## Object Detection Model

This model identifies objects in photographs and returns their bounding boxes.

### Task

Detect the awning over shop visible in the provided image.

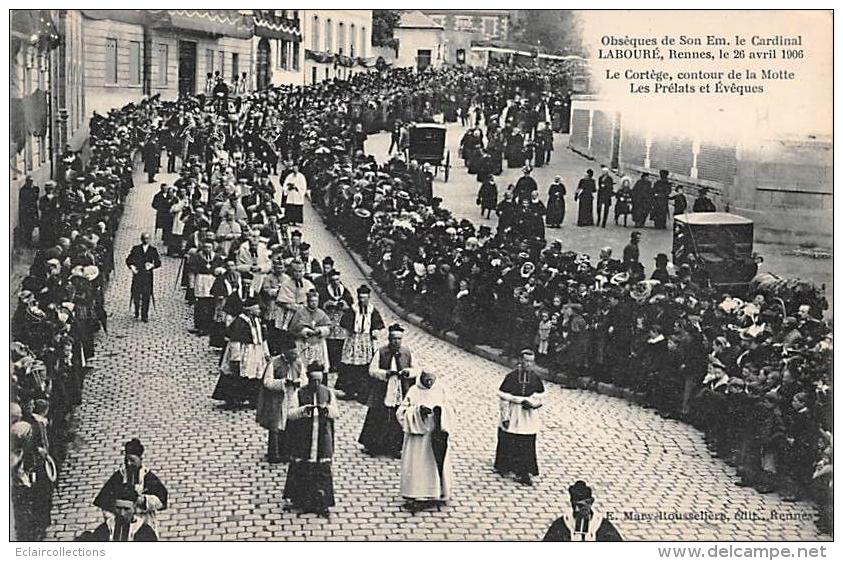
[154,10,253,39]
[470,39,587,62]
[79,10,158,26]
[253,16,301,42]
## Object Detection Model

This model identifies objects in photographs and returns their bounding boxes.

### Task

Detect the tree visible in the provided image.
[372,9,400,49]
[508,10,585,55]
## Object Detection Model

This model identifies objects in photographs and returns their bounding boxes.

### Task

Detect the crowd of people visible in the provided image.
[298,69,832,530]
[100,64,605,525]
[11,97,159,539]
[11,61,832,539]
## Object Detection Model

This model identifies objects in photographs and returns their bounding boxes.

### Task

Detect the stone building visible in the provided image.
[11,10,80,246]
[252,10,304,88]
[301,9,373,84]
[79,9,255,113]
[392,11,445,70]
[9,9,306,245]
[421,10,509,66]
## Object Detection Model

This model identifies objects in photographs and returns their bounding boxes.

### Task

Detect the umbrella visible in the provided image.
[430,406,448,485]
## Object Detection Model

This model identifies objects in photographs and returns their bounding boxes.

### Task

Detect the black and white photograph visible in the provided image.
[6,4,834,549]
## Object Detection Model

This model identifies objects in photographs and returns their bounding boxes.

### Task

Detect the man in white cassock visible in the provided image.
[397,370,454,511]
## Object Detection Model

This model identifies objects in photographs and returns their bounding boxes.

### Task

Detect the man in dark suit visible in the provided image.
[596,167,615,228]
[126,233,162,322]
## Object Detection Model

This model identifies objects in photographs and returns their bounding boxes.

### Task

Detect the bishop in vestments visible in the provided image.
[283,362,339,518]
[494,349,544,485]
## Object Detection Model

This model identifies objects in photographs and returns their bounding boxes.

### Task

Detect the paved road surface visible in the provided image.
[45,167,826,541]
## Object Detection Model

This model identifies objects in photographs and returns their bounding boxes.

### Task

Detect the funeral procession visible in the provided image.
[8,8,833,544]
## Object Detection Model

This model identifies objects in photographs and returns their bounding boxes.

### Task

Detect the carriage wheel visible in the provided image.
[444,150,450,182]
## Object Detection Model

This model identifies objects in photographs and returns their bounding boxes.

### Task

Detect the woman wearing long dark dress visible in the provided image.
[546,176,566,228]
[505,128,525,169]
[477,177,498,219]
[575,170,596,227]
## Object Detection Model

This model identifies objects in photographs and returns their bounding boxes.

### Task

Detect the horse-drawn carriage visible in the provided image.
[408,123,451,182]
[672,212,758,293]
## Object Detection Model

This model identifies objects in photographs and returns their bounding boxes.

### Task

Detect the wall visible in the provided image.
[83,14,254,111]
[424,10,508,66]
[393,28,445,69]
[253,36,304,88]
[154,30,252,96]
[81,17,146,116]
[63,10,87,142]
[11,34,53,246]
[732,139,832,247]
[569,96,833,247]
[301,9,373,84]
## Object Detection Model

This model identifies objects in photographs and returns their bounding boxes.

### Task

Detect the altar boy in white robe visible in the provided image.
[397,370,454,511]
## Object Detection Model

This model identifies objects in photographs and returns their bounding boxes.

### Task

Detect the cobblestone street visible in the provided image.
[44,168,826,542]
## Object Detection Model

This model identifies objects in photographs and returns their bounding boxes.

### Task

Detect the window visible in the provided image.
[417,49,432,70]
[279,39,289,69]
[129,41,141,85]
[311,16,319,50]
[232,53,239,81]
[292,41,300,70]
[206,48,214,74]
[158,44,169,85]
[455,16,474,32]
[361,27,367,58]
[484,18,496,37]
[37,53,46,90]
[105,38,118,84]
[325,19,333,52]
[350,24,356,57]
[219,50,225,76]
[338,22,345,55]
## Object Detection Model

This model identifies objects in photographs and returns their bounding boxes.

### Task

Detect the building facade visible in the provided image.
[569,96,832,247]
[301,9,373,84]
[10,10,81,246]
[251,10,304,88]
[80,9,256,114]
[393,11,445,70]
[10,9,307,245]
[421,10,509,66]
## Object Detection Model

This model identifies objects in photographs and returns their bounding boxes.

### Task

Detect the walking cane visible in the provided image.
[173,256,185,295]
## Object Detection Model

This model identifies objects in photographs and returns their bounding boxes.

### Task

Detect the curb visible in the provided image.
[314,205,648,406]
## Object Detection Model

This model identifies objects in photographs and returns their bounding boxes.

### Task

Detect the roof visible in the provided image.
[674,212,753,226]
[399,10,444,29]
